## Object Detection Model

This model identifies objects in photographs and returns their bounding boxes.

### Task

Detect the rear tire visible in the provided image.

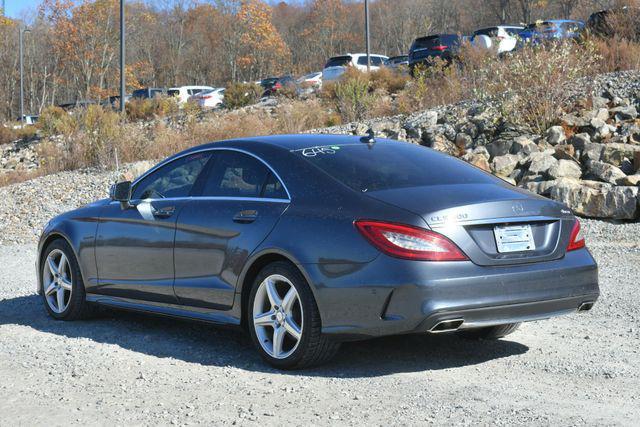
[247,261,340,369]
[40,239,94,320]
[459,323,521,340]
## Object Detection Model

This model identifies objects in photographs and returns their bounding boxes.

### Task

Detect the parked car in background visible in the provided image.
[57,100,97,111]
[587,7,640,40]
[189,88,225,109]
[518,20,585,45]
[322,53,389,82]
[101,94,131,110]
[472,25,524,54]
[16,115,39,126]
[131,88,167,100]
[261,76,296,97]
[296,72,323,89]
[386,55,409,69]
[168,86,215,105]
[408,34,463,73]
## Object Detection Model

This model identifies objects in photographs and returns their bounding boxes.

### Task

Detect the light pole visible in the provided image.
[364,0,370,72]
[19,26,31,128]
[119,0,125,113]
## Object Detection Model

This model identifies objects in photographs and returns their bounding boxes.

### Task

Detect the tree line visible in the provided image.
[0,0,625,121]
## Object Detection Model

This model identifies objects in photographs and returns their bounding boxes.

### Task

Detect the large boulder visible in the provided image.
[548,159,582,180]
[403,110,438,139]
[618,175,640,186]
[601,143,640,167]
[548,178,638,220]
[511,136,538,155]
[526,151,558,176]
[492,154,520,176]
[523,179,558,196]
[586,161,627,184]
[546,126,566,145]
[610,105,638,121]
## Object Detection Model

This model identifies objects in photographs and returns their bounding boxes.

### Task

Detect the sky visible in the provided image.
[2,0,299,19]
[3,0,42,19]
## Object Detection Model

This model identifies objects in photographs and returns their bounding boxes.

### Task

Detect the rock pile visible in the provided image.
[311,71,640,220]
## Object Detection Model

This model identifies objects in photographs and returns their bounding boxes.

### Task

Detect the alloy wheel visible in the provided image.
[252,274,303,359]
[42,249,73,314]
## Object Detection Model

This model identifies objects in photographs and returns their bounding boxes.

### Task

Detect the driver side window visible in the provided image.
[132,152,211,200]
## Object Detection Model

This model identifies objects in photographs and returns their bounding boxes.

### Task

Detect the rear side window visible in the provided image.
[201,151,286,198]
[325,56,352,67]
[132,152,211,199]
[293,142,497,193]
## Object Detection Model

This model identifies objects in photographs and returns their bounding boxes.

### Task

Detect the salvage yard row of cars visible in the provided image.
[14,6,636,124]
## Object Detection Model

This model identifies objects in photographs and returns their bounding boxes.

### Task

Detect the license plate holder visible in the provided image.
[494,224,535,253]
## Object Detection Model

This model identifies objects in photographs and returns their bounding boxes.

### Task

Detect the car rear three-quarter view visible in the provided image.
[36,135,599,369]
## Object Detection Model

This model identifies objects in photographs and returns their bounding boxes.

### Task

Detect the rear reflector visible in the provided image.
[567,219,585,251]
[355,220,468,261]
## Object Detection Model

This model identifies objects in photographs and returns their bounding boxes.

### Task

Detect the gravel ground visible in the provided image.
[0,219,638,426]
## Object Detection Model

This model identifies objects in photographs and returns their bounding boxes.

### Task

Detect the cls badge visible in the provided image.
[512,202,525,214]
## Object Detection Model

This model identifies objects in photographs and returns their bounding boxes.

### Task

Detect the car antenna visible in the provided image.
[360,128,375,145]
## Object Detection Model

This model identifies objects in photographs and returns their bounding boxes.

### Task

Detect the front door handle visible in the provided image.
[233,210,258,223]
[152,206,176,218]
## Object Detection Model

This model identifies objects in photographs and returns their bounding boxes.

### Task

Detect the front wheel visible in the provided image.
[247,261,340,369]
[40,239,94,320]
[459,323,521,340]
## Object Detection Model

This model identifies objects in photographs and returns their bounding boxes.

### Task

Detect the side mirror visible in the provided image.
[110,181,132,204]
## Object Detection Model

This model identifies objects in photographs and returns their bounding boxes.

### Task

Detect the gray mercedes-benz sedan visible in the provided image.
[37,135,599,369]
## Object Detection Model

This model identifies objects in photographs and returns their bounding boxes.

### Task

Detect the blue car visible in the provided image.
[518,19,585,44]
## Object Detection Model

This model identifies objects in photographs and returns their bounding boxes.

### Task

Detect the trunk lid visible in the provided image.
[366,183,576,266]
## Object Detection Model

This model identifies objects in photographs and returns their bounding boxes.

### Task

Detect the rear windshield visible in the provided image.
[325,56,352,67]
[168,89,179,97]
[292,142,497,192]
[505,27,524,36]
[411,35,460,50]
[356,56,385,66]
[474,27,499,37]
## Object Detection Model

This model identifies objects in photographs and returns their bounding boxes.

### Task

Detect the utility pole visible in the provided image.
[119,0,125,113]
[19,26,30,128]
[364,0,371,72]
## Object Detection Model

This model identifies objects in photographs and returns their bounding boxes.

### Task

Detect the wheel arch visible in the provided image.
[238,249,318,330]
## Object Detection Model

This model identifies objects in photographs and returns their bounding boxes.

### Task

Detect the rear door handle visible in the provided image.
[152,206,176,218]
[233,210,258,223]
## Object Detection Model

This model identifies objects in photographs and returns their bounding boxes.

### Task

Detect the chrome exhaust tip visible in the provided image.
[578,301,595,312]
[430,318,464,333]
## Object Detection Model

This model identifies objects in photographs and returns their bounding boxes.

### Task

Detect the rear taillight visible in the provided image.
[432,45,448,51]
[567,219,585,251]
[202,95,213,99]
[274,82,282,89]
[355,220,468,261]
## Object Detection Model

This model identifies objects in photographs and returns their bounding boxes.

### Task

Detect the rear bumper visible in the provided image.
[304,248,599,340]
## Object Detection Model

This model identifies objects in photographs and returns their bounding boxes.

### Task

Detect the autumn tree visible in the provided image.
[237,0,290,80]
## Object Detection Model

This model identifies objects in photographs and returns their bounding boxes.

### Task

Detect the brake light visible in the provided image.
[567,219,585,251]
[355,220,468,261]
[432,45,448,51]
[274,82,282,89]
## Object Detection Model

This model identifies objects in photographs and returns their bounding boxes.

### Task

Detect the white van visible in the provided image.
[322,53,389,82]
[168,86,215,105]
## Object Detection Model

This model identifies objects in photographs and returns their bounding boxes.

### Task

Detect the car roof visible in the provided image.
[179,134,389,156]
